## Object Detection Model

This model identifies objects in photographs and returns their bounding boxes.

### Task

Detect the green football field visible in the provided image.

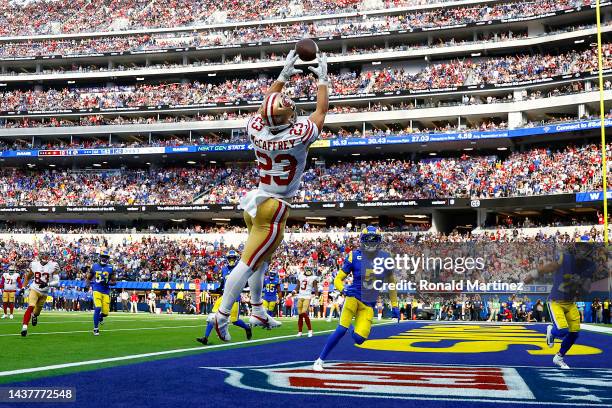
[0,311,385,384]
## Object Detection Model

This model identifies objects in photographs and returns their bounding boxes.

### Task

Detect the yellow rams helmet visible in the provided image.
[260,92,297,133]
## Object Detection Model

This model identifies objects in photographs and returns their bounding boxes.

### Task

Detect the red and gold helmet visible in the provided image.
[260,92,297,132]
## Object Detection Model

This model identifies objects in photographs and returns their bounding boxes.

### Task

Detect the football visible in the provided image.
[295,38,318,61]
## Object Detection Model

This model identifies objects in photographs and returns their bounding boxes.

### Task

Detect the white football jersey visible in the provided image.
[297,273,318,299]
[1,272,21,291]
[246,114,319,200]
[29,260,60,294]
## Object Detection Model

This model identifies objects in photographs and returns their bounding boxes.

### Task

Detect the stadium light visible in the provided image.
[212,218,231,222]
[471,52,481,57]
[463,147,474,151]
[49,164,56,167]
[187,160,196,164]
[574,39,585,44]
[429,152,437,156]
[497,147,508,151]
[351,153,361,156]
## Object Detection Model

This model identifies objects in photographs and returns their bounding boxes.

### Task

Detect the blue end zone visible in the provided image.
[6,323,612,408]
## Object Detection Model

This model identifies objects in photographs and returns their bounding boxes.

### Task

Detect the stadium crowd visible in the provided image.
[0,0,586,42]
[199,143,612,203]
[0,167,231,206]
[2,43,610,114]
[0,143,609,206]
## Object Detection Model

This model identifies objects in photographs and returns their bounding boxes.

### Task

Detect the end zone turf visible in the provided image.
[2,316,612,407]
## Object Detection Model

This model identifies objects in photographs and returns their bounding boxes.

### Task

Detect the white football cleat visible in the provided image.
[20,324,28,337]
[296,332,303,337]
[1,314,6,319]
[553,353,570,369]
[93,328,99,336]
[213,311,231,342]
[326,318,331,322]
[249,311,282,329]
[308,330,313,338]
[546,325,554,348]
[313,358,324,372]
[9,314,13,320]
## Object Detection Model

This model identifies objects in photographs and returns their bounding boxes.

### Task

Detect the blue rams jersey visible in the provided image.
[341,249,394,307]
[263,275,280,301]
[91,263,114,295]
[549,251,594,302]
[221,265,241,302]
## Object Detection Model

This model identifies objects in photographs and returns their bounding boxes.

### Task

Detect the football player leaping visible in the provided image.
[1,264,22,320]
[296,264,318,337]
[525,243,596,369]
[85,248,116,336]
[213,50,329,342]
[313,226,399,371]
[21,251,60,337]
[196,250,252,345]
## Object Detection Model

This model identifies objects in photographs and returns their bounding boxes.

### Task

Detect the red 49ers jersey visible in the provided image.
[246,114,319,200]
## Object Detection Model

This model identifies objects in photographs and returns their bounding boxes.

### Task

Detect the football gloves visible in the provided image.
[278,50,303,83]
[308,53,329,86]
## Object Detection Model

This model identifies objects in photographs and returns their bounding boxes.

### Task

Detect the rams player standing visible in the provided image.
[21,251,60,336]
[196,250,252,345]
[313,226,399,371]
[262,270,281,316]
[213,49,329,341]
[85,248,116,336]
[526,243,595,369]
[296,265,318,337]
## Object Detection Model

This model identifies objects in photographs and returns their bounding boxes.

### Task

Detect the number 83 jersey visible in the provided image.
[242,114,319,216]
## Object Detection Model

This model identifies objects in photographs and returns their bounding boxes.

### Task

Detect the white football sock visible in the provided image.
[219,261,252,314]
[248,261,267,312]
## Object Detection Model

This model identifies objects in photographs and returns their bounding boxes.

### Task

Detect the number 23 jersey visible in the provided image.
[241,114,319,217]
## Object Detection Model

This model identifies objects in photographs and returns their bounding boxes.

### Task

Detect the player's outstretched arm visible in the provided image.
[308,53,329,132]
[264,50,302,99]
[22,271,33,288]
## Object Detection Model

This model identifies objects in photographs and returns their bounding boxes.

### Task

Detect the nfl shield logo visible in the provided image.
[206,361,537,402]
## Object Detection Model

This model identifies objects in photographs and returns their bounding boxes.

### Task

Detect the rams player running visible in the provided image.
[262,269,281,316]
[85,248,116,336]
[213,48,329,341]
[526,243,595,369]
[313,226,399,371]
[196,250,252,345]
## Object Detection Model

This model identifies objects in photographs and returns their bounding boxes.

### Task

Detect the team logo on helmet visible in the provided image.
[360,225,382,252]
[261,92,297,132]
[99,248,110,265]
[227,250,240,267]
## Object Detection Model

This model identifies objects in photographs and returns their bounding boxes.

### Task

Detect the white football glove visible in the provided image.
[308,53,329,86]
[277,50,303,82]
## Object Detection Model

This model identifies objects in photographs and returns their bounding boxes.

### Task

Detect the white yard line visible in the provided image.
[0,321,396,377]
[0,324,203,337]
[581,323,612,334]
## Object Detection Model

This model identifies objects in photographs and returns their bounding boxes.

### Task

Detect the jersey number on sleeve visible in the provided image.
[255,151,298,186]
